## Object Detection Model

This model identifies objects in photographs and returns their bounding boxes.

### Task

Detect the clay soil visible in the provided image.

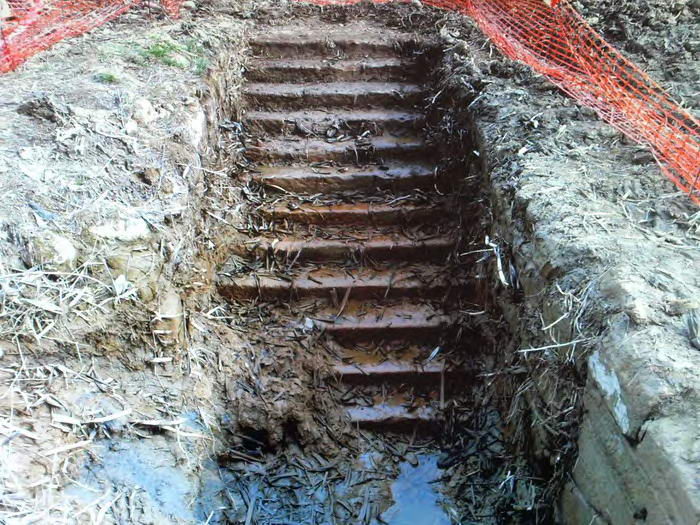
[0,0,698,524]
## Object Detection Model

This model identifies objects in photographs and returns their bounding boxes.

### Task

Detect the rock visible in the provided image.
[124,119,138,135]
[26,232,79,271]
[138,167,160,185]
[88,217,151,243]
[404,452,419,467]
[152,287,183,346]
[106,250,161,302]
[168,53,190,69]
[132,98,157,125]
[182,0,196,9]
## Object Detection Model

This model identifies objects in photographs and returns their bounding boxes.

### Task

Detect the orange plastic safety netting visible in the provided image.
[2,0,699,203]
[303,0,700,204]
[0,0,182,73]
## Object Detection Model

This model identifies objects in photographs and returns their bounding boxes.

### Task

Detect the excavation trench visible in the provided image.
[194,15,541,524]
[4,1,698,522]
[42,8,564,524]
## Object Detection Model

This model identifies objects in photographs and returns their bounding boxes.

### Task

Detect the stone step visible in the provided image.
[250,27,420,59]
[245,135,430,164]
[252,164,447,194]
[243,82,424,110]
[334,359,446,384]
[218,265,466,301]
[245,57,418,83]
[315,302,451,342]
[238,232,457,264]
[244,108,424,136]
[346,401,439,431]
[260,201,449,227]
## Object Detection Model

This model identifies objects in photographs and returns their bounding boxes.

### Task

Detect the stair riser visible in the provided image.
[244,91,424,111]
[246,62,418,83]
[324,324,449,344]
[250,40,420,60]
[253,172,452,194]
[218,281,458,302]
[262,207,446,227]
[253,243,455,264]
[350,418,440,433]
[245,115,425,136]
[246,143,431,164]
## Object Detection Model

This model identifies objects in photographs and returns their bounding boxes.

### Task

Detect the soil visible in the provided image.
[0,0,698,524]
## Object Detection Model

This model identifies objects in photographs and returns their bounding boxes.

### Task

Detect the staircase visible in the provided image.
[219,22,472,433]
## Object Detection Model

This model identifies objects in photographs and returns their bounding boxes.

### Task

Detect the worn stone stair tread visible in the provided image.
[244,81,424,109]
[252,163,441,193]
[239,232,456,262]
[247,135,429,164]
[334,359,445,378]
[314,302,451,341]
[218,264,462,301]
[250,26,422,59]
[245,108,424,134]
[250,25,416,45]
[246,57,417,82]
[346,403,438,427]
[261,201,448,226]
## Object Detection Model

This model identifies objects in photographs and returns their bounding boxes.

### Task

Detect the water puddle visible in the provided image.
[379,454,451,525]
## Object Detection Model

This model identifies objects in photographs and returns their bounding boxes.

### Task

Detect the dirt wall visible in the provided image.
[432,4,700,522]
[0,9,255,521]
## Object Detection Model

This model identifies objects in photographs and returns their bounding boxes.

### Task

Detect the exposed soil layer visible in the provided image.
[0,1,698,524]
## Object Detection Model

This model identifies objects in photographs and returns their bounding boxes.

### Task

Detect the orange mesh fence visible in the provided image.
[1,0,182,73]
[1,0,699,203]
[302,0,700,204]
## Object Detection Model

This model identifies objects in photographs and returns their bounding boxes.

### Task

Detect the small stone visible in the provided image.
[168,53,190,69]
[19,148,34,160]
[160,178,174,194]
[27,233,79,271]
[88,217,151,243]
[404,452,419,467]
[182,0,196,9]
[153,287,183,346]
[138,167,160,185]
[124,119,139,135]
[132,98,157,125]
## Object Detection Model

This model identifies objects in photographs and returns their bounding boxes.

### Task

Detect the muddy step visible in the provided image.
[246,136,430,164]
[246,57,418,83]
[346,402,439,431]
[261,201,450,227]
[252,164,447,194]
[315,302,451,342]
[334,360,446,384]
[244,109,424,136]
[243,82,424,110]
[239,233,457,263]
[218,265,466,301]
[250,28,421,59]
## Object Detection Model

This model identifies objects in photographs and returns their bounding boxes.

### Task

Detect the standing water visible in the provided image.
[380,455,451,525]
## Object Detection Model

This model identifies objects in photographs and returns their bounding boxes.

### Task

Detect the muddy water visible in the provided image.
[379,455,451,525]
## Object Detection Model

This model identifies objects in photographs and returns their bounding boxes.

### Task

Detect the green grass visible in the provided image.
[143,40,182,60]
[100,36,209,75]
[193,57,209,75]
[94,72,119,84]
